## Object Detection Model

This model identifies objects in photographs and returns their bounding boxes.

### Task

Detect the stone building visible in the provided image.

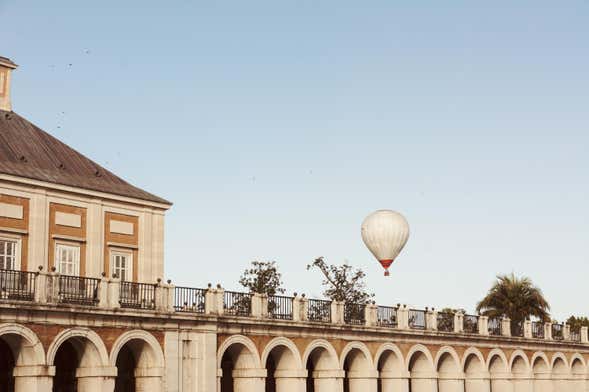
[2,56,589,392]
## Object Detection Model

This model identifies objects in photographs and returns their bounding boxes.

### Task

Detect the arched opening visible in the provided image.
[552,357,570,392]
[409,351,436,392]
[343,347,375,392]
[571,358,585,392]
[532,356,551,392]
[115,345,136,392]
[264,344,302,392]
[437,352,462,392]
[376,349,405,392]
[0,338,15,392]
[305,346,340,392]
[511,356,530,392]
[464,353,489,392]
[113,337,163,392]
[53,340,79,392]
[220,342,263,392]
[488,354,511,392]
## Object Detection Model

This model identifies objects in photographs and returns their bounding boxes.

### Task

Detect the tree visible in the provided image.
[566,316,589,332]
[476,274,550,335]
[239,261,285,296]
[306,257,374,304]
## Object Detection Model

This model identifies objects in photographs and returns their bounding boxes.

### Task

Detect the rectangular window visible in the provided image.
[111,250,133,281]
[56,243,80,276]
[0,238,19,270]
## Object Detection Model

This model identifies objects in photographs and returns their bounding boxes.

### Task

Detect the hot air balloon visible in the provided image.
[361,210,410,276]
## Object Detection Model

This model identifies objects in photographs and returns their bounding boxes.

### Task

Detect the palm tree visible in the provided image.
[476,274,550,334]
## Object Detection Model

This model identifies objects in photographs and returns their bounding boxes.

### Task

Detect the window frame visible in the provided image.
[0,234,21,271]
[110,248,133,282]
[55,241,81,276]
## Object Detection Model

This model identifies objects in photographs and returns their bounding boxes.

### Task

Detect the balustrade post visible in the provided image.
[524,320,532,338]
[251,293,264,318]
[216,286,225,315]
[427,308,437,331]
[98,275,109,308]
[34,270,48,303]
[331,300,345,324]
[292,294,306,322]
[46,270,60,304]
[300,295,309,322]
[581,327,588,343]
[365,302,377,327]
[564,323,571,341]
[397,305,409,330]
[108,276,121,309]
[167,282,175,312]
[454,311,464,333]
[501,317,511,337]
[478,316,489,336]
[204,284,217,314]
[544,322,552,340]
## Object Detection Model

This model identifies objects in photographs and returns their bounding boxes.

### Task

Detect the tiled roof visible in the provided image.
[0,110,171,205]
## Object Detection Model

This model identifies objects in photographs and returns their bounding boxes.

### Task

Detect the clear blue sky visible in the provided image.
[2,1,588,320]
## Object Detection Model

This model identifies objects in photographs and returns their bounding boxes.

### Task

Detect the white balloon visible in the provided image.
[361,210,410,275]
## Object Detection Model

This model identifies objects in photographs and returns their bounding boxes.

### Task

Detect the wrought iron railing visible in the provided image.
[58,275,100,306]
[463,314,479,333]
[409,309,426,329]
[0,269,36,301]
[532,321,545,339]
[308,298,331,322]
[224,291,252,316]
[570,328,581,343]
[377,306,398,327]
[174,286,206,313]
[268,295,293,320]
[437,312,455,332]
[552,323,564,341]
[120,282,156,310]
[344,303,366,325]
[488,318,501,336]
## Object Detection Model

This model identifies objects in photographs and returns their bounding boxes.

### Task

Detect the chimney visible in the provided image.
[0,56,18,112]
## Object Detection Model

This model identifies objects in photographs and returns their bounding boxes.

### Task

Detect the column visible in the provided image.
[347,370,378,392]
[379,371,409,392]
[533,370,552,392]
[274,369,307,392]
[312,369,344,392]
[438,373,464,392]
[490,372,513,392]
[232,368,266,392]
[13,365,54,392]
[135,367,164,391]
[410,371,438,392]
[76,366,117,392]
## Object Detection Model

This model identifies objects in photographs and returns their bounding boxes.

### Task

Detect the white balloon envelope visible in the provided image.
[361,210,410,276]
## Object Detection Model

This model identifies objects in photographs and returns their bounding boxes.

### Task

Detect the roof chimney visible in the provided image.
[0,56,18,112]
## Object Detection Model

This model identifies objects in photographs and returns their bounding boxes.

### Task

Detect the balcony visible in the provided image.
[0,267,587,345]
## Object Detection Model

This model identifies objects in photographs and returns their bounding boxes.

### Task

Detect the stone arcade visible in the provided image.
[1,56,589,392]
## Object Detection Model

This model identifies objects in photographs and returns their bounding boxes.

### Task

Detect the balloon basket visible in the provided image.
[384,270,390,277]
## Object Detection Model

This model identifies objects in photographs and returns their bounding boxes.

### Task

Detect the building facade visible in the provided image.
[1,57,589,392]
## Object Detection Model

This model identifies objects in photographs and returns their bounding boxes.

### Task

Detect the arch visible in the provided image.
[570,354,586,374]
[301,339,339,370]
[435,346,462,373]
[509,350,531,374]
[217,334,261,370]
[486,349,509,373]
[339,341,374,370]
[551,353,569,371]
[374,343,406,375]
[405,344,435,372]
[531,352,550,372]
[0,323,46,366]
[47,327,109,367]
[260,337,303,370]
[462,347,486,373]
[109,329,165,368]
